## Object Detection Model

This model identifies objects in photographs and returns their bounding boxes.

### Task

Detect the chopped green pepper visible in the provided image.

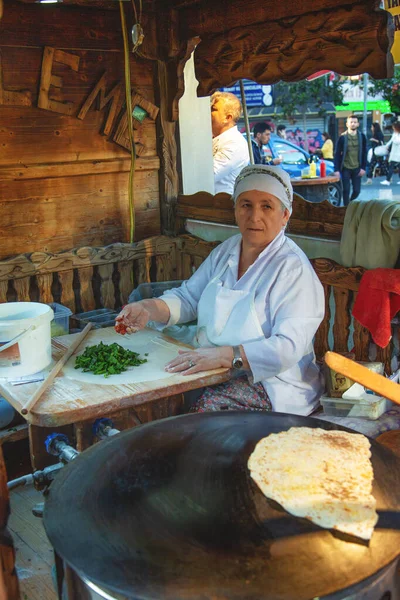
[74,341,147,378]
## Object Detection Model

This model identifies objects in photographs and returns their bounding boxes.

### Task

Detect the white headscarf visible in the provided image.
[232,165,293,214]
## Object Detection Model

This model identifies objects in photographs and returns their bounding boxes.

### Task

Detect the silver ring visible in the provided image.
[188,360,195,368]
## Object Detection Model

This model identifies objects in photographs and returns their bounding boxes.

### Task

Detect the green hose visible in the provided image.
[119,1,136,243]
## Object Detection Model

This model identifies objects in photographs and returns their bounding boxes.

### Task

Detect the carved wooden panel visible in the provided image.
[118,261,134,307]
[98,263,115,309]
[288,196,346,240]
[58,270,75,313]
[0,238,177,316]
[191,3,392,96]
[36,272,53,304]
[77,266,95,312]
[13,276,31,302]
[353,314,372,363]
[137,257,152,284]
[310,258,364,291]
[155,254,171,283]
[314,283,331,360]
[332,287,352,354]
[175,191,234,234]
[0,281,7,303]
[0,238,176,281]
[179,252,193,280]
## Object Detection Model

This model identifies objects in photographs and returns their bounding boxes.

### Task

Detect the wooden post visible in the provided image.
[156,61,180,236]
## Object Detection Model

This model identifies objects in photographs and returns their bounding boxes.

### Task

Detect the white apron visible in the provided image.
[194,262,264,349]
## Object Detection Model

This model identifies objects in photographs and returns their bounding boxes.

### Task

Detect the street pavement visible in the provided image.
[357,175,400,203]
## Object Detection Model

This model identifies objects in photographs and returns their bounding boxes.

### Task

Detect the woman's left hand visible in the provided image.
[165,347,233,375]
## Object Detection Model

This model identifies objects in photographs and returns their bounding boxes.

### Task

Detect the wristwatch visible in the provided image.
[232,346,244,369]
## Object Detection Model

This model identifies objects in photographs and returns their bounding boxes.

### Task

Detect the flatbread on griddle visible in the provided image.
[248,427,378,540]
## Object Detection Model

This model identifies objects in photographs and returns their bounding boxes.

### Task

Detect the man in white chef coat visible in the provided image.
[210,92,250,195]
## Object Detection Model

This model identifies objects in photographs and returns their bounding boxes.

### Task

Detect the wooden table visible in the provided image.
[292,175,340,203]
[0,328,230,470]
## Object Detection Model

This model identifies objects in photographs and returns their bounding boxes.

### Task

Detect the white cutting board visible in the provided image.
[62,328,182,386]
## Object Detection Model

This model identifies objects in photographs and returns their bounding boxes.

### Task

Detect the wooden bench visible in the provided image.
[0,236,178,314]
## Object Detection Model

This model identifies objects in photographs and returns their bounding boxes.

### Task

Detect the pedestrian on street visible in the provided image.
[321,132,334,161]
[380,122,400,186]
[366,122,384,184]
[251,122,283,166]
[334,115,367,207]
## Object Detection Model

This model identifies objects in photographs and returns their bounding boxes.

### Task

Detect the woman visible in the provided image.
[116,165,325,416]
[321,132,333,160]
[381,122,400,186]
[366,122,384,184]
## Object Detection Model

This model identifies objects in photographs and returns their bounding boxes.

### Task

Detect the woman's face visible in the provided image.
[235,190,290,248]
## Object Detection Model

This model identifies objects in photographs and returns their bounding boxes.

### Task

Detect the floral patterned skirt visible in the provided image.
[191,375,272,413]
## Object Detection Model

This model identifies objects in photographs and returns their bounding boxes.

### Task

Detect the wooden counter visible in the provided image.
[0,328,230,469]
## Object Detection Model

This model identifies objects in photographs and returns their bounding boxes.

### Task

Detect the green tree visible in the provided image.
[274,77,344,152]
[363,66,400,114]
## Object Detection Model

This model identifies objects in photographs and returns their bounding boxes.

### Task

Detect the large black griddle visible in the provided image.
[44,412,400,600]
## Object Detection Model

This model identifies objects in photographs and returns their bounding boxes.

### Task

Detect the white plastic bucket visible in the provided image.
[0,302,54,378]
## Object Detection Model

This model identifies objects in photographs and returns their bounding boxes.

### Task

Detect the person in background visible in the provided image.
[380,122,400,186]
[321,132,334,161]
[251,123,283,166]
[116,165,325,416]
[334,115,367,207]
[277,124,287,139]
[366,122,384,184]
[210,91,250,195]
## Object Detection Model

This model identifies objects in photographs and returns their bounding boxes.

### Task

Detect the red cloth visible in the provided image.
[352,269,400,348]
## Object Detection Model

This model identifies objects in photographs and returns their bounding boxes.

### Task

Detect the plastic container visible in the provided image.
[71,308,119,331]
[0,302,53,378]
[309,161,317,177]
[128,281,184,303]
[321,388,387,420]
[49,302,72,337]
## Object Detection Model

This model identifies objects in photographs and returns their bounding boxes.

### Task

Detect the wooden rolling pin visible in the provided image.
[21,323,93,415]
[325,351,400,405]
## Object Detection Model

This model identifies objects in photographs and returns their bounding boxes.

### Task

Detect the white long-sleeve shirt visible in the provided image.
[388,132,400,163]
[159,231,325,415]
[213,126,250,194]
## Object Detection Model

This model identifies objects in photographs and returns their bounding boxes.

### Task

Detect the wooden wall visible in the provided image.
[0,1,161,258]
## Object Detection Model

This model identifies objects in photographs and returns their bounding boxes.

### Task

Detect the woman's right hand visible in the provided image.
[115,302,150,334]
